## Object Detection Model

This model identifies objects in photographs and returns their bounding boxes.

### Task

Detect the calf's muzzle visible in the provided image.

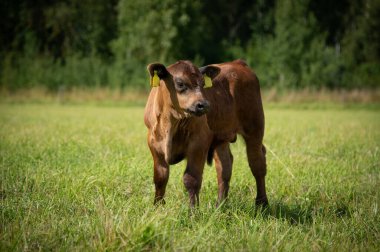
[188,100,210,116]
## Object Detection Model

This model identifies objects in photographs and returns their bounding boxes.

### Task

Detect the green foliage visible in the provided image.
[341,0,380,88]
[115,0,178,64]
[112,0,182,88]
[243,0,343,89]
[112,0,207,88]
[1,52,111,91]
[1,103,379,250]
[0,0,379,90]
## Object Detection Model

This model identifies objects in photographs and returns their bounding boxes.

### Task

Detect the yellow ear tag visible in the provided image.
[150,70,160,87]
[204,74,212,88]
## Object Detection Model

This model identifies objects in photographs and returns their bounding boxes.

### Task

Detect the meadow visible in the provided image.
[1,101,379,251]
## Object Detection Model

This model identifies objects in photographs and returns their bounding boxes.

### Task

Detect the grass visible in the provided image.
[0,102,379,251]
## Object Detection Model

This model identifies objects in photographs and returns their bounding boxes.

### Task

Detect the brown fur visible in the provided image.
[144,59,268,207]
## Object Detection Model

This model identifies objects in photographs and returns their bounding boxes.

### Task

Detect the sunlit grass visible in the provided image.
[1,103,379,251]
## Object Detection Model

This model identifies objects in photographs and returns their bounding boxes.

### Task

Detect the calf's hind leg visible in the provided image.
[244,136,268,206]
[214,143,233,206]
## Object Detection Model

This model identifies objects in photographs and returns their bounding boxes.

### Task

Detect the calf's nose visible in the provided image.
[195,100,210,114]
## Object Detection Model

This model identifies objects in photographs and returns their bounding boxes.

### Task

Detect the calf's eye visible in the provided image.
[175,82,187,92]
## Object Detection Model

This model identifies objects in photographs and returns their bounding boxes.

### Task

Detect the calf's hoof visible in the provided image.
[154,198,166,205]
[215,199,227,208]
[255,197,269,208]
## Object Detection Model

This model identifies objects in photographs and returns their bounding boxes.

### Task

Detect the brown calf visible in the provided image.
[144,59,268,207]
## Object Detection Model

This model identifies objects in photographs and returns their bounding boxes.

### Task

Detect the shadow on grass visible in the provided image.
[267,201,351,224]
[262,201,314,224]
[216,198,352,225]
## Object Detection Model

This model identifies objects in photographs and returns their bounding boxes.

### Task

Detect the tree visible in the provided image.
[341,0,380,87]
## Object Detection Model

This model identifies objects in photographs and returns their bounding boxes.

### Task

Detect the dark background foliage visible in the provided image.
[1,0,379,90]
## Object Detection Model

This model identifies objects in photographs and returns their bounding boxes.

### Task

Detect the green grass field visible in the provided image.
[1,103,379,251]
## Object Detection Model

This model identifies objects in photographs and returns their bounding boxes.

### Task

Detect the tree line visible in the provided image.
[1,0,379,90]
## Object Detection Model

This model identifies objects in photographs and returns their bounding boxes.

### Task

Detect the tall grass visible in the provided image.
[1,54,146,91]
[1,87,379,106]
[1,103,379,251]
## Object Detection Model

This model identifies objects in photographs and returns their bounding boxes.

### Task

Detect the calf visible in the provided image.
[144,59,268,207]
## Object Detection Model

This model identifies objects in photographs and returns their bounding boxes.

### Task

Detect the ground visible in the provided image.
[0,103,379,251]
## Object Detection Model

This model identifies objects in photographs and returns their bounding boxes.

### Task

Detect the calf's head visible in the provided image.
[147,60,220,117]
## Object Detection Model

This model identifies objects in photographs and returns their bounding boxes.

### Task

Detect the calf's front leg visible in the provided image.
[149,144,170,205]
[183,147,207,208]
[153,156,169,204]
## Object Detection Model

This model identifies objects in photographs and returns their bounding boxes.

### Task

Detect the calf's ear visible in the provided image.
[199,65,221,80]
[199,65,221,88]
[147,63,170,87]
